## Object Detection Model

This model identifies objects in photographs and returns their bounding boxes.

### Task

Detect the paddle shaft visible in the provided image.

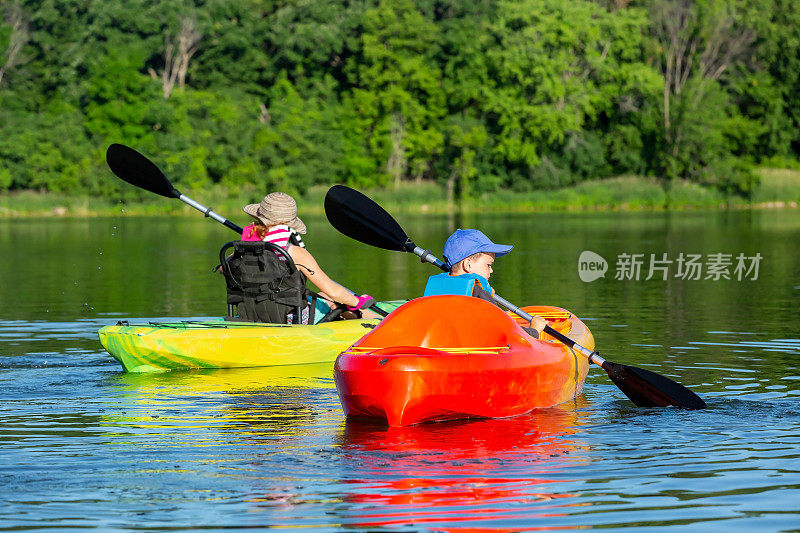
[413,246,449,271]
[179,193,243,234]
[491,294,601,357]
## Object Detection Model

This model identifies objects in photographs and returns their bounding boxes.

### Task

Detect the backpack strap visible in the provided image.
[218,241,242,319]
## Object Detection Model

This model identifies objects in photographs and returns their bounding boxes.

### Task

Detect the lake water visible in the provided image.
[1,209,799,530]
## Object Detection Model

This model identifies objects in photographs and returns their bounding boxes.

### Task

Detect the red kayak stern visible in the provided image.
[334,295,593,427]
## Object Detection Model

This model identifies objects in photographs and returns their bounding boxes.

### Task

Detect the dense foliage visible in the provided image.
[1,0,798,200]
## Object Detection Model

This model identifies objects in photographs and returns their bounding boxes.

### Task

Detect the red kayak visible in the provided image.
[334,295,594,427]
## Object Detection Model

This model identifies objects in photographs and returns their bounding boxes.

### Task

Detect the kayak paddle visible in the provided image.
[106,143,243,234]
[105,145,387,317]
[324,184,707,410]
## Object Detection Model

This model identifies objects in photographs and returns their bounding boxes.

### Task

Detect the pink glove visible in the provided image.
[348,294,376,311]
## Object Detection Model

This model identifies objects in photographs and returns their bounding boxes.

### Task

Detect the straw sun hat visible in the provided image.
[242,192,307,234]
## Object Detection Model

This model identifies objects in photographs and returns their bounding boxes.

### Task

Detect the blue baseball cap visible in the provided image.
[443,229,513,269]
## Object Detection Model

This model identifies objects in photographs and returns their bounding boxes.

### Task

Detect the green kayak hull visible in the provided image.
[99,301,405,372]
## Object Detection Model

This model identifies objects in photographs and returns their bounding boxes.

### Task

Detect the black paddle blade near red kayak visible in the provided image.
[324,184,416,253]
[601,360,707,409]
[542,324,707,410]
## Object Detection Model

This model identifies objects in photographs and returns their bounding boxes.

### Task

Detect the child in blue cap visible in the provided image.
[423,229,547,335]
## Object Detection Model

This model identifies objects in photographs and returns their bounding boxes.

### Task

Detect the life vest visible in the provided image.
[422,272,539,338]
[423,273,494,302]
[219,240,315,324]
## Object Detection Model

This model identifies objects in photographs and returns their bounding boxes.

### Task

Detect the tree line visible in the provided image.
[1,0,798,202]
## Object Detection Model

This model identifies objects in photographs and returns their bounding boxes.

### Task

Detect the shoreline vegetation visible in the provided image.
[3,1,799,214]
[1,168,799,218]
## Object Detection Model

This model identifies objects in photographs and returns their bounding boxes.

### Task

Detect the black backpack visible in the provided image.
[219,241,314,324]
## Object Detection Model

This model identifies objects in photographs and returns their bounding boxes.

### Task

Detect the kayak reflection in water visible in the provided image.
[423,228,547,336]
[241,192,380,322]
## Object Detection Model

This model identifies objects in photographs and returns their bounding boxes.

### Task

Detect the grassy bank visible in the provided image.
[2,168,799,218]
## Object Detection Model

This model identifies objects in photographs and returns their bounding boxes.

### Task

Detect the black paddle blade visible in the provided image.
[106,144,181,199]
[324,185,414,252]
[601,361,707,410]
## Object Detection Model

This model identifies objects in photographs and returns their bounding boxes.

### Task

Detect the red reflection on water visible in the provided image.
[337,404,589,530]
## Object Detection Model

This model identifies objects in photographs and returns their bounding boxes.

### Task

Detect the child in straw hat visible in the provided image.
[242,192,379,322]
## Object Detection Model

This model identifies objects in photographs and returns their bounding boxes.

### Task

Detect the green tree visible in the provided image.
[738,0,800,164]
[353,0,446,187]
[648,0,758,192]
[470,0,659,189]
[0,0,798,200]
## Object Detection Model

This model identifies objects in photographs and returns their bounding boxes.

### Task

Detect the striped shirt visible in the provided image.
[241,224,305,261]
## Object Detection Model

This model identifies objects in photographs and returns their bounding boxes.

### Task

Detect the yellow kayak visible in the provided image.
[100,317,386,373]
